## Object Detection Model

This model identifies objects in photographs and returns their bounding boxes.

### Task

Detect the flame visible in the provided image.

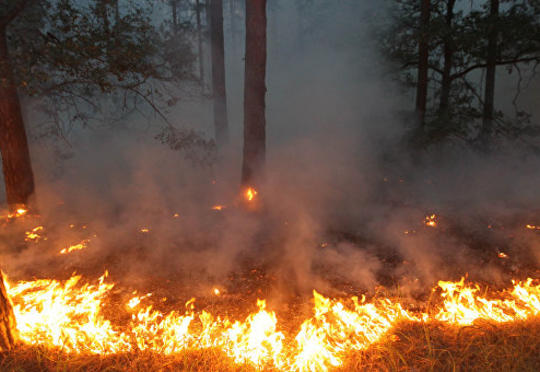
[4,272,539,371]
[24,226,45,242]
[434,278,540,325]
[59,239,90,255]
[526,224,540,230]
[424,214,437,227]
[245,187,258,202]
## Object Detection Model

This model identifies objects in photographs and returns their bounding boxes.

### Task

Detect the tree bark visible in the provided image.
[114,0,119,25]
[195,0,205,86]
[481,0,499,140]
[415,0,430,129]
[210,0,229,146]
[439,0,456,116]
[171,0,178,34]
[241,0,266,186]
[0,26,35,210]
[0,271,16,351]
[97,0,110,34]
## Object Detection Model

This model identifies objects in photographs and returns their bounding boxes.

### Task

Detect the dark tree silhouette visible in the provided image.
[415,0,431,131]
[241,0,266,187]
[210,0,229,146]
[480,0,499,141]
[0,3,35,210]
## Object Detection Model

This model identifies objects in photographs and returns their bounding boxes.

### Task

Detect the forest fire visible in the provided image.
[4,271,540,371]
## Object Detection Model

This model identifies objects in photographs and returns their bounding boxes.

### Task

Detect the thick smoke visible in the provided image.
[0,0,539,301]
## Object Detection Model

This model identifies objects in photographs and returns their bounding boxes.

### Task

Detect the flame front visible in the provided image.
[5,273,540,371]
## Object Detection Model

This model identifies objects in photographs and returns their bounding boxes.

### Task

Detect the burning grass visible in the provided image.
[1,319,539,371]
[1,206,540,371]
[0,271,538,371]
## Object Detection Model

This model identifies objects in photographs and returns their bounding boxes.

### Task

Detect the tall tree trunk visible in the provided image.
[416,0,430,130]
[0,271,16,351]
[241,0,266,186]
[481,0,499,140]
[0,26,35,210]
[114,0,119,25]
[171,0,178,34]
[97,0,110,34]
[210,0,229,146]
[195,0,205,86]
[230,0,238,58]
[439,0,456,117]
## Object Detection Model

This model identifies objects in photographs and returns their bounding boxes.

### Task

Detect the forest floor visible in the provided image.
[0,207,540,371]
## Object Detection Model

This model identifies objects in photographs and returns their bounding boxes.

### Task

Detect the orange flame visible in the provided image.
[245,187,258,202]
[424,214,437,227]
[24,226,45,242]
[5,273,539,371]
[60,239,90,255]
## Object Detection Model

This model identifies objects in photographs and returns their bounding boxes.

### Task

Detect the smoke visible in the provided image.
[0,0,539,301]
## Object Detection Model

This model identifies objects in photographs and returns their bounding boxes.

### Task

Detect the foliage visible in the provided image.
[380,0,540,145]
[2,0,197,142]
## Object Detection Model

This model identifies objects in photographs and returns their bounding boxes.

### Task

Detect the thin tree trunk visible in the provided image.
[97,0,109,34]
[416,0,430,129]
[481,0,499,140]
[210,0,229,146]
[0,271,16,351]
[0,26,35,210]
[230,0,238,58]
[205,0,212,94]
[195,0,205,86]
[439,0,456,116]
[171,0,178,34]
[241,0,266,186]
[114,0,119,25]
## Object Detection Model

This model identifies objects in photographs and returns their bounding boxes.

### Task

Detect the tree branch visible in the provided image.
[451,56,540,80]
[0,0,38,28]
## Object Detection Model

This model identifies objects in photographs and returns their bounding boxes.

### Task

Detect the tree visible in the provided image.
[0,0,198,209]
[210,0,229,146]
[195,0,205,85]
[0,1,38,210]
[438,0,456,117]
[382,0,540,146]
[479,0,499,142]
[241,0,267,187]
[416,0,431,130]
[0,271,16,351]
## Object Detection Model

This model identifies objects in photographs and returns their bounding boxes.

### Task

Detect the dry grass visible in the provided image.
[344,319,540,372]
[1,319,539,372]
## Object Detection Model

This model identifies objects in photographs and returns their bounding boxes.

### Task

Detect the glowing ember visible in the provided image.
[526,224,540,230]
[424,214,437,227]
[212,205,226,211]
[140,228,150,233]
[4,273,539,371]
[60,239,90,255]
[24,226,45,242]
[11,208,28,218]
[498,252,509,259]
[245,187,258,202]
[213,288,221,296]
